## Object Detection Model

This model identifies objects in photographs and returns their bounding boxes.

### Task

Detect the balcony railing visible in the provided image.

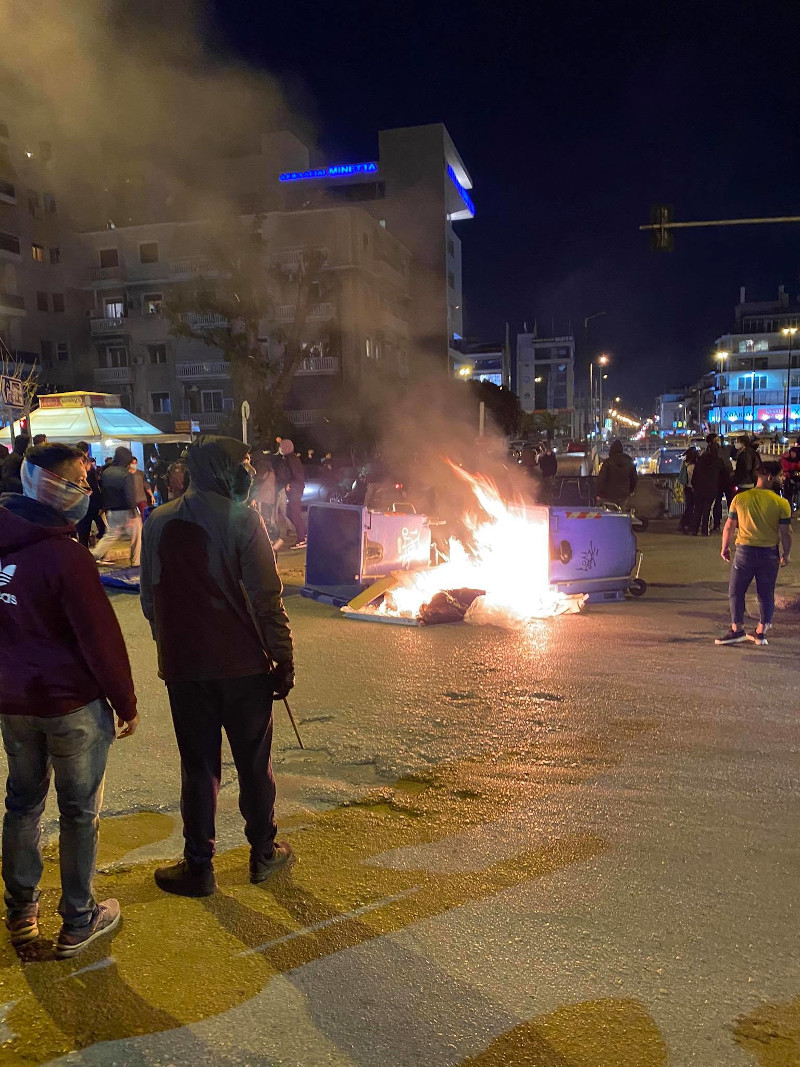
[90,316,127,335]
[191,411,227,428]
[169,256,221,276]
[94,366,132,384]
[0,232,21,258]
[88,264,126,282]
[294,356,339,376]
[276,302,335,323]
[287,408,324,426]
[175,361,231,380]
[0,291,25,313]
[181,312,229,329]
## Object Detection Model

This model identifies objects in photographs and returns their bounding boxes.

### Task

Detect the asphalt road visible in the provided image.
[0,526,798,1065]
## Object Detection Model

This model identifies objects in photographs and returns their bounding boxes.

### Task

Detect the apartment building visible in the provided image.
[513,333,576,434]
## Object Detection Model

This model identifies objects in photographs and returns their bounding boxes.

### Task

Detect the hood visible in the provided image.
[607,452,632,468]
[186,435,249,497]
[0,493,75,553]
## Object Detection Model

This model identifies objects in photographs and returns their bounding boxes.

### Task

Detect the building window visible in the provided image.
[36,291,48,312]
[201,389,223,413]
[49,246,60,265]
[447,270,455,289]
[43,192,56,214]
[52,293,65,313]
[365,338,371,360]
[106,346,128,368]
[754,339,769,352]
[148,344,167,365]
[31,243,44,263]
[139,241,159,264]
[99,248,119,269]
[151,391,171,414]
[40,339,52,364]
[104,299,124,318]
[143,293,163,315]
[28,194,40,217]
[57,341,69,362]
[0,231,20,256]
[447,238,455,256]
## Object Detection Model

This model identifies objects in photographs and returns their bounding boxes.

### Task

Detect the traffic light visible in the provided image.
[650,204,674,251]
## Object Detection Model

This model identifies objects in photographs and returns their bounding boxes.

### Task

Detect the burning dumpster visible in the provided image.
[301,503,432,605]
[548,507,644,602]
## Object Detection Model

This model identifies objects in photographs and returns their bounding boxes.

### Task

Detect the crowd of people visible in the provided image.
[0,434,295,957]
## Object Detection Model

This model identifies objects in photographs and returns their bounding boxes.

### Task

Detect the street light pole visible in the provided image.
[597,354,609,439]
[584,312,606,439]
[782,327,797,435]
[714,351,729,434]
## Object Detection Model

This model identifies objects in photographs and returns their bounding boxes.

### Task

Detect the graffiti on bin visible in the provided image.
[579,541,600,572]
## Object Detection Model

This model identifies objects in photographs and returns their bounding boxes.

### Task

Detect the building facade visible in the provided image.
[513,333,575,430]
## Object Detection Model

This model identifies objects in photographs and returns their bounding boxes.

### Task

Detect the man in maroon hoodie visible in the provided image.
[0,443,138,958]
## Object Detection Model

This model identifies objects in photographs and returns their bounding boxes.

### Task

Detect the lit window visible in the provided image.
[150,391,171,414]
[31,243,44,263]
[143,293,163,314]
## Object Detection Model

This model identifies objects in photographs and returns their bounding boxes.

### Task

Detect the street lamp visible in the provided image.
[714,351,729,432]
[596,355,610,438]
[782,327,798,435]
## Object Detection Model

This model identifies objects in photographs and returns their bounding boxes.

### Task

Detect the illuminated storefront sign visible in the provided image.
[447,165,475,216]
[278,162,378,182]
[710,407,800,423]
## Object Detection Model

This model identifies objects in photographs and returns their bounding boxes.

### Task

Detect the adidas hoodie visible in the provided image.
[0,493,137,720]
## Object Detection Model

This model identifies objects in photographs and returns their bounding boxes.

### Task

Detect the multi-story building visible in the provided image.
[453,337,511,388]
[513,333,575,431]
[709,286,800,435]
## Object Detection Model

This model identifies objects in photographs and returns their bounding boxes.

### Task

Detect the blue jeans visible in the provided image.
[1,700,114,929]
[729,545,781,628]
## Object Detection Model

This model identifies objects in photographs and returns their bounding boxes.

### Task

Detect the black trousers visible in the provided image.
[166,674,277,867]
[691,492,715,535]
[680,485,695,529]
[76,507,107,548]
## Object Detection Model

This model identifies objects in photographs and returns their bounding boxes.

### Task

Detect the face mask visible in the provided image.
[232,462,254,503]
[21,459,92,524]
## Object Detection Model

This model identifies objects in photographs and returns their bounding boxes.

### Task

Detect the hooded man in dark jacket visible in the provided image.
[140,436,295,897]
[732,436,759,492]
[690,444,731,535]
[596,440,637,506]
[0,443,138,957]
[1,435,30,494]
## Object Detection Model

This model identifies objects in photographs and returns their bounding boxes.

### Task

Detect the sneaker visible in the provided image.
[749,632,769,646]
[6,908,39,946]
[292,540,307,550]
[56,899,120,959]
[715,628,748,645]
[250,842,295,884]
[154,859,216,898]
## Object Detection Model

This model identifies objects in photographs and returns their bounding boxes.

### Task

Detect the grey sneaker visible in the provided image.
[250,842,295,884]
[56,899,120,959]
[6,907,39,946]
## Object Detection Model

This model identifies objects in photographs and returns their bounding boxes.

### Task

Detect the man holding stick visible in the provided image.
[140,436,295,896]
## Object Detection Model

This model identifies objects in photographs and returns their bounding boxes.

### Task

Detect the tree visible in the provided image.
[528,410,567,441]
[165,217,331,440]
[468,380,521,437]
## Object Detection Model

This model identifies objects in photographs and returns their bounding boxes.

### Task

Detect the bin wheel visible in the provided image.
[629,578,647,597]
[635,516,649,532]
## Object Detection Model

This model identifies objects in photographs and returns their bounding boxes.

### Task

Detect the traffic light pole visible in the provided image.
[641,212,800,251]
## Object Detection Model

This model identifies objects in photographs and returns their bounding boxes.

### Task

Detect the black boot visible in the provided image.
[154,859,216,897]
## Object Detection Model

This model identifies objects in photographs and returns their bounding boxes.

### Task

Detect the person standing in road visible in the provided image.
[690,443,730,536]
[677,446,698,533]
[595,440,637,507]
[0,443,138,956]
[780,437,800,512]
[716,461,792,646]
[90,447,142,567]
[128,456,153,519]
[1,436,30,494]
[732,435,759,493]
[279,438,306,549]
[708,434,733,533]
[140,436,295,897]
[74,443,106,549]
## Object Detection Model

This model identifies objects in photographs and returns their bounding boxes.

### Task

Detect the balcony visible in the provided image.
[169,256,222,277]
[192,411,228,429]
[0,179,15,205]
[94,366,133,385]
[0,231,21,260]
[175,360,231,380]
[0,292,25,317]
[181,312,229,329]
[90,316,127,336]
[276,302,335,323]
[88,264,126,283]
[294,356,339,376]
[287,408,324,426]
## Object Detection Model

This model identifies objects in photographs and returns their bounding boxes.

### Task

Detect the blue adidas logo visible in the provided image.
[0,561,16,587]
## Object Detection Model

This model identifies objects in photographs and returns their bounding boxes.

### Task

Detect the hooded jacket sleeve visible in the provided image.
[238,508,293,664]
[61,544,138,721]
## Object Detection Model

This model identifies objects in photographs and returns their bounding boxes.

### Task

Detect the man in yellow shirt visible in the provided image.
[716,461,792,646]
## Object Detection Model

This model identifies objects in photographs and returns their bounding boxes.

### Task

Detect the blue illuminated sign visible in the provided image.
[279,162,378,183]
[447,165,475,217]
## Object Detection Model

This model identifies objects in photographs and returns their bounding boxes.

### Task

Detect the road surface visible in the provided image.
[0,527,797,1065]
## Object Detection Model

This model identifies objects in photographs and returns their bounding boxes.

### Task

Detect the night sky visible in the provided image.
[211,0,800,411]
